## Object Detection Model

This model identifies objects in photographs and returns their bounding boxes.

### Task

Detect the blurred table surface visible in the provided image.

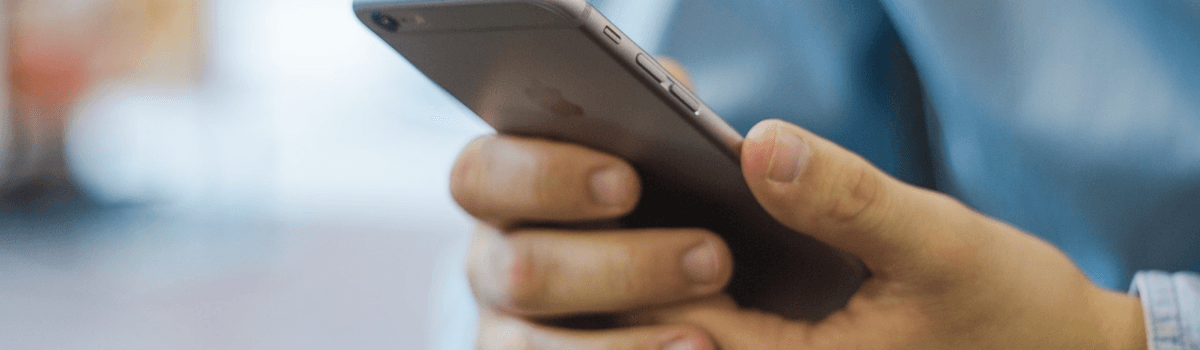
[1,0,489,348]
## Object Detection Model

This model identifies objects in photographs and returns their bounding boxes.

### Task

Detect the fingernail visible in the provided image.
[683,240,718,283]
[591,166,629,206]
[663,337,700,350]
[766,128,809,183]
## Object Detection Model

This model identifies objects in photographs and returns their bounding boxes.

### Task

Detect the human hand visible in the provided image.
[453,135,731,349]
[453,53,1146,349]
[630,119,1147,350]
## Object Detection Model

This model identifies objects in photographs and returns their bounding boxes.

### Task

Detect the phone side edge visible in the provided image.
[575,9,746,161]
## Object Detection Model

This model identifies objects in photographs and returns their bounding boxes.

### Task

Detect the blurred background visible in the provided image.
[10,0,1189,348]
[1,0,913,344]
[0,0,682,347]
[1,0,496,348]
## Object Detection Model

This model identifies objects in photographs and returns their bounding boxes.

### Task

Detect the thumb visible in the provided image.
[740,119,977,275]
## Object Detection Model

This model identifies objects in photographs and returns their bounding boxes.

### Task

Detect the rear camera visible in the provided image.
[371,10,400,32]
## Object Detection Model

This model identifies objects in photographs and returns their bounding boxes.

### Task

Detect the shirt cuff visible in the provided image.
[1130,270,1200,350]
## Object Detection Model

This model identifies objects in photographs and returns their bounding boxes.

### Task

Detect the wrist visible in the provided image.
[1093,288,1147,350]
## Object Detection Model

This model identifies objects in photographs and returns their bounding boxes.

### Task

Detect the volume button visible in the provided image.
[603,26,622,44]
[636,54,671,84]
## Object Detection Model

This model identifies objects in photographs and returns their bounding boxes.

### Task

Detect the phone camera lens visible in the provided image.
[371,10,400,32]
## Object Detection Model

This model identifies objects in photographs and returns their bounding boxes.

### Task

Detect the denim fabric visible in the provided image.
[1132,271,1200,350]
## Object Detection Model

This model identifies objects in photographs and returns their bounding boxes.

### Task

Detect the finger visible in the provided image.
[478,308,714,350]
[634,295,881,350]
[451,135,641,224]
[467,224,733,317]
[656,56,695,90]
[740,119,986,276]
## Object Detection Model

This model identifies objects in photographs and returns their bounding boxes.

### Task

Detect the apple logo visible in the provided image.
[524,80,585,118]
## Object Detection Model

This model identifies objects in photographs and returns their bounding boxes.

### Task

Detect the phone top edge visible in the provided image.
[353,0,589,20]
[355,0,591,33]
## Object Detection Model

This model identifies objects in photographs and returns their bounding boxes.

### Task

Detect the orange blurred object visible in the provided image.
[2,0,206,206]
[11,0,205,103]
[113,0,207,84]
[11,29,95,114]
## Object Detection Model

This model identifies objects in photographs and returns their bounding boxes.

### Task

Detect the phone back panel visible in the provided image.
[355,0,865,321]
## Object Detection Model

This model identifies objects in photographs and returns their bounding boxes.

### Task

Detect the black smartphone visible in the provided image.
[354,0,865,321]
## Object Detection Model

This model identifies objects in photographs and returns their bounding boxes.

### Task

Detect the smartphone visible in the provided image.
[354,0,865,321]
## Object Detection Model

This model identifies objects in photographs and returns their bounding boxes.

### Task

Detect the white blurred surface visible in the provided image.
[1,0,489,348]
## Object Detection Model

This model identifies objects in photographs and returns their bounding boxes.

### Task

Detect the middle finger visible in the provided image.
[468,224,734,318]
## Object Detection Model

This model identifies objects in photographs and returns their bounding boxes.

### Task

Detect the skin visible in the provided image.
[451,63,1147,350]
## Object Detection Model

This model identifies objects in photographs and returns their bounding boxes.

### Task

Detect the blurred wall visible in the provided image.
[2,0,486,349]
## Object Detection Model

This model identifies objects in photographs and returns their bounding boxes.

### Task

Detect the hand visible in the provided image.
[455,118,1149,350]
[635,119,1147,350]
[453,135,730,349]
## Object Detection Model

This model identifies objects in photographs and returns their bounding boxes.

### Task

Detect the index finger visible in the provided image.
[451,135,642,225]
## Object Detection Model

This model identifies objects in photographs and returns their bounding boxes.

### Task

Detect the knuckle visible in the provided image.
[822,160,884,227]
[498,239,551,312]
[467,232,551,313]
[664,327,711,350]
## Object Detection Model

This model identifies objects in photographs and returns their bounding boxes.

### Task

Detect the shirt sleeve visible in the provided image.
[1130,271,1200,350]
